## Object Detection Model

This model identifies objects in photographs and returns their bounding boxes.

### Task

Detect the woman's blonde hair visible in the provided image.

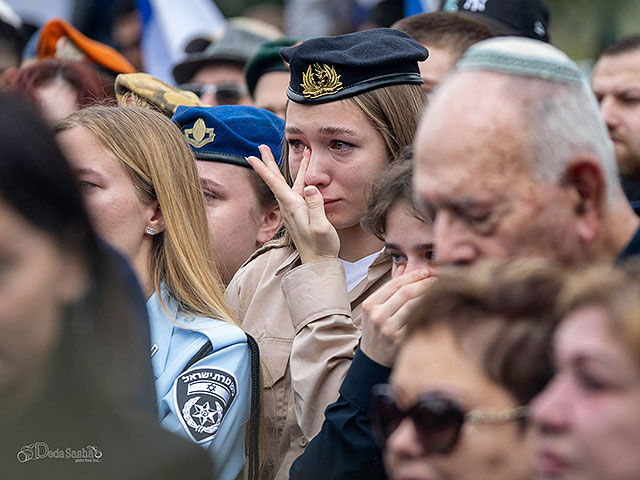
[56,106,236,324]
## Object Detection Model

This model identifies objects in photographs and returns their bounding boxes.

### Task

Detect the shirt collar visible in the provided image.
[147,287,178,379]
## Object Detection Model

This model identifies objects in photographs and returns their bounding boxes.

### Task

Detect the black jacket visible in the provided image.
[290,348,390,480]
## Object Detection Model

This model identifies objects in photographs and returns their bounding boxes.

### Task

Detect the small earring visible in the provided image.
[145,226,156,235]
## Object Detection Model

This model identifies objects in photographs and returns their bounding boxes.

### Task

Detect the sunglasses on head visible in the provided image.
[177,82,247,105]
[370,384,527,454]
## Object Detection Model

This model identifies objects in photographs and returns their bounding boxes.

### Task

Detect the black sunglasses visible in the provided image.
[177,82,247,105]
[371,384,527,454]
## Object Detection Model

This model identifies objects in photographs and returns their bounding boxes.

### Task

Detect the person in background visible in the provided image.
[284,0,352,38]
[532,261,640,480]
[591,34,640,211]
[228,28,428,479]
[36,18,135,96]
[0,94,213,479]
[173,20,280,106]
[380,260,563,480]
[413,37,640,267]
[244,37,297,119]
[392,12,492,94]
[55,106,254,480]
[112,73,284,285]
[172,105,284,285]
[2,59,110,123]
[111,0,144,72]
[290,150,436,480]
[438,0,550,42]
[362,151,435,279]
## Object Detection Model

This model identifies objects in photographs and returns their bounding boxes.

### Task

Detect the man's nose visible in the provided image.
[433,212,477,266]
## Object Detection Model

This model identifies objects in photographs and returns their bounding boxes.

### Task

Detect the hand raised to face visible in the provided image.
[247,145,340,264]
[360,268,437,367]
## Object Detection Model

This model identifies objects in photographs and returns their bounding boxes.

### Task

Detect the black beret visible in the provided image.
[440,0,550,43]
[280,28,428,105]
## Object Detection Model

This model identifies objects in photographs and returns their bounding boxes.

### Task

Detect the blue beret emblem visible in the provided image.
[184,118,216,149]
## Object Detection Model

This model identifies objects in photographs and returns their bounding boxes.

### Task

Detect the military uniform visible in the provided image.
[226,27,427,479]
[226,244,391,479]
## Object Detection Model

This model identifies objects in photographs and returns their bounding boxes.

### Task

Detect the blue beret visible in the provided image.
[172,105,285,169]
[279,28,428,105]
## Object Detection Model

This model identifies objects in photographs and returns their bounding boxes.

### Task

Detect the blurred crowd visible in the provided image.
[1,1,640,480]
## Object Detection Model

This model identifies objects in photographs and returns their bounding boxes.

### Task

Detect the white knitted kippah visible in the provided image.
[457,36,586,85]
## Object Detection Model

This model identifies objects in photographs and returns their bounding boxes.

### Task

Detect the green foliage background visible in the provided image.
[546,0,640,61]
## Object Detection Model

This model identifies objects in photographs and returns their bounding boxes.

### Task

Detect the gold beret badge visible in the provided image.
[301,63,343,99]
[184,118,215,148]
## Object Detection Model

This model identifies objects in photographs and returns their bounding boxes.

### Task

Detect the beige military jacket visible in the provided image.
[225,242,391,480]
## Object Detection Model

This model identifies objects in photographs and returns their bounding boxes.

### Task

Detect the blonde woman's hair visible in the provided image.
[56,105,236,324]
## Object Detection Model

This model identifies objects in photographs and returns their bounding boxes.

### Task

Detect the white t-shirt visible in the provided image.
[339,250,381,292]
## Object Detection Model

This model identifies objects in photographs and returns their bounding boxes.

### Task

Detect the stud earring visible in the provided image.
[145,226,156,235]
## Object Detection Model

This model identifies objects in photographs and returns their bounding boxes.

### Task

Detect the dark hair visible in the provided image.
[361,147,427,240]
[2,59,111,111]
[393,12,493,58]
[405,259,563,406]
[0,93,151,414]
[602,33,640,57]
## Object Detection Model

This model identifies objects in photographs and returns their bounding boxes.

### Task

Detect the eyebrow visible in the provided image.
[318,126,360,137]
[200,178,224,190]
[571,352,620,369]
[442,196,492,210]
[74,167,107,183]
[385,242,435,251]
[284,125,360,137]
[285,126,302,135]
[593,85,640,96]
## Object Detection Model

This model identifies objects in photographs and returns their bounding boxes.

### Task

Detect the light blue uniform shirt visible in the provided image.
[147,290,250,480]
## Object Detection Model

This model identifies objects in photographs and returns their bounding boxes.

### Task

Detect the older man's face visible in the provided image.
[413,73,586,266]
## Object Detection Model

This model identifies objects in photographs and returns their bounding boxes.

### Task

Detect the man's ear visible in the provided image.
[563,158,606,242]
[255,205,283,245]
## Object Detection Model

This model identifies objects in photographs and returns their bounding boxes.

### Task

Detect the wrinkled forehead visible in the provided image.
[415,72,532,187]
